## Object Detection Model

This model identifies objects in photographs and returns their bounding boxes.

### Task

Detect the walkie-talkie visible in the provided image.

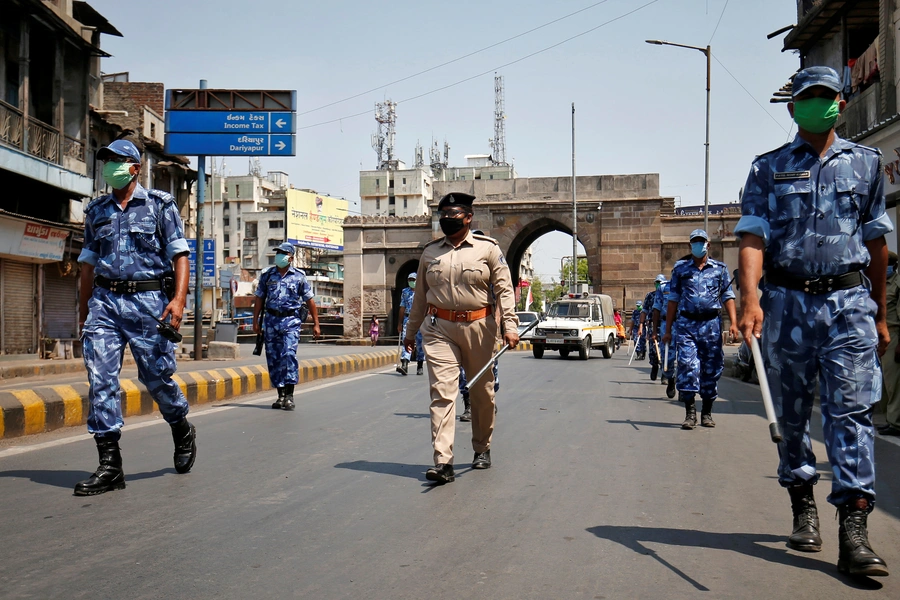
[150,314,183,343]
[253,331,264,356]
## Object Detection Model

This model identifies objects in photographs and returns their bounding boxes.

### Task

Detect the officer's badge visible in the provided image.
[499,255,507,265]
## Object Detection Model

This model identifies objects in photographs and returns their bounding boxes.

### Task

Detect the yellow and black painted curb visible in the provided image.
[0,350,398,440]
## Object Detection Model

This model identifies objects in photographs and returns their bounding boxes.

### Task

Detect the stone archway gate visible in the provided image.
[342,174,740,338]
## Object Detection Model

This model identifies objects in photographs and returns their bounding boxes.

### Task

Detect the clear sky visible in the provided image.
[92,0,800,282]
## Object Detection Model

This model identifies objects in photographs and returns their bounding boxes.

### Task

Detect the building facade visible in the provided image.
[0,0,119,356]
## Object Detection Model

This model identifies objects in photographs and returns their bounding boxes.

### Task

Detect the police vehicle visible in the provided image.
[531,293,618,360]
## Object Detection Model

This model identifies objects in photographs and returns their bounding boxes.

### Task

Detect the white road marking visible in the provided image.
[0,369,396,459]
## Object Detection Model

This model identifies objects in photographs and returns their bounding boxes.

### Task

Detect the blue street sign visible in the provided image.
[187,239,215,287]
[165,111,295,134]
[165,133,295,156]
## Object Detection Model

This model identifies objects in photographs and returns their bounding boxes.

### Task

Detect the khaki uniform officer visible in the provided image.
[404,192,519,484]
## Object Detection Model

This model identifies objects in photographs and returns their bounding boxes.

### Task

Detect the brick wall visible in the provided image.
[102,82,165,132]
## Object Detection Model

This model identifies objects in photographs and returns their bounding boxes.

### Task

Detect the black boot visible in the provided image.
[282,384,295,411]
[171,418,197,474]
[271,387,285,409]
[416,361,424,376]
[837,498,889,576]
[650,363,659,381]
[666,377,676,399]
[74,438,126,496]
[425,463,455,484]
[460,394,471,422]
[787,484,822,552]
[399,359,409,376]
[700,398,716,428]
[681,400,697,430]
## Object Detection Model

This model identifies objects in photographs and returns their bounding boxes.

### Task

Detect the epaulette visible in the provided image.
[753,141,792,161]
[472,233,499,245]
[423,237,444,248]
[85,194,109,213]
[148,189,176,204]
[853,142,882,157]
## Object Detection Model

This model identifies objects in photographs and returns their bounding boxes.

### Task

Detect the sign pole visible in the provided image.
[193,78,207,361]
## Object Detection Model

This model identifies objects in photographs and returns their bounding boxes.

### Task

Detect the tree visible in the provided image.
[560,257,589,285]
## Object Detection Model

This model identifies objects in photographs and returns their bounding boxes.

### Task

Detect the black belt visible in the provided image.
[266,307,299,318]
[679,310,720,321]
[95,276,162,293]
[764,269,864,295]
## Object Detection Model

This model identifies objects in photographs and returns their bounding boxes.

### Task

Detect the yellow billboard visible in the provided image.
[286,189,348,251]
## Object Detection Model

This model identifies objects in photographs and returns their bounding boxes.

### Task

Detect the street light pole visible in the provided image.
[571,102,577,294]
[646,40,711,232]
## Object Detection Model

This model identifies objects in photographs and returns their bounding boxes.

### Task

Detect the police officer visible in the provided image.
[632,301,646,360]
[662,230,738,429]
[648,274,677,389]
[736,66,891,576]
[396,273,425,376]
[404,192,518,484]
[642,277,664,381]
[253,243,322,410]
[75,137,196,496]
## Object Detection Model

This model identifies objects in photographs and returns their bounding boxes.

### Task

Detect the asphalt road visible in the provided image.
[1,349,898,599]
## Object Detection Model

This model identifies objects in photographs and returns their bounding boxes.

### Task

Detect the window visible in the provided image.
[489,175,493,180]
[224,234,230,243]
[223,250,230,259]
[376,179,380,186]
[268,239,280,248]
[235,184,240,197]
[402,177,406,184]
[460,176,466,181]
[223,218,230,227]
[269,220,284,228]
[268,255,276,265]
[389,196,395,205]
[403,198,407,208]
[376,199,380,210]
[150,123,156,139]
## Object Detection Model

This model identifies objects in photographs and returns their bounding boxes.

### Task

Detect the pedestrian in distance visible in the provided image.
[369,316,380,347]
[404,192,519,484]
[648,274,676,389]
[662,229,738,430]
[736,66,891,577]
[880,251,900,436]
[397,272,425,376]
[75,136,196,496]
[632,301,646,360]
[253,242,321,411]
[641,282,661,381]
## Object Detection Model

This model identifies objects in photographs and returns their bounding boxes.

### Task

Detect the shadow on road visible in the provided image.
[586,525,882,591]
[606,419,682,430]
[334,460,424,480]
[0,467,176,489]
[393,412,430,419]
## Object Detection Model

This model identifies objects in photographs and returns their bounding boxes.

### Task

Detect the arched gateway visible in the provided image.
[342,174,740,338]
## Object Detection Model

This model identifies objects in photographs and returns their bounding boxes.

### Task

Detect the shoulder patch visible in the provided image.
[754,141,791,161]
[472,233,499,245]
[148,189,175,204]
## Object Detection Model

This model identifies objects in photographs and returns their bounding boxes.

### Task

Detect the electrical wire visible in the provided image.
[298,0,615,117]
[299,0,663,131]
[708,0,730,45]
[712,54,791,134]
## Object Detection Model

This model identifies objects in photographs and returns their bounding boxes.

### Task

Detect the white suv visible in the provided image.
[531,294,618,360]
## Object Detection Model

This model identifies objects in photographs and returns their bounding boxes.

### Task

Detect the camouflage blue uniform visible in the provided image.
[399,286,424,362]
[78,184,190,439]
[735,133,893,506]
[255,266,314,387]
[667,257,735,403]
[652,282,677,380]
[643,290,661,367]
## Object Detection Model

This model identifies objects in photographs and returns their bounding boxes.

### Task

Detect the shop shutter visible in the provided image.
[43,266,78,339]
[1,260,37,354]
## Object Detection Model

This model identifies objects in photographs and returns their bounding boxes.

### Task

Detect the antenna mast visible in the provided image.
[490,73,508,165]
[371,100,397,170]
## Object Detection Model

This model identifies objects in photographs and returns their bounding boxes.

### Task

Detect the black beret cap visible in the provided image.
[437,192,476,211]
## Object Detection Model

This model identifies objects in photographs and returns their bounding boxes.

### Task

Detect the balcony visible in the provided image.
[0,99,85,165]
[835,81,879,140]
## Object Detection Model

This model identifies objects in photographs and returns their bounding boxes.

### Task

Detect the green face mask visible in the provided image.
[103,161,136,190]
[792,97,840,134]
[408,280,416,289]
